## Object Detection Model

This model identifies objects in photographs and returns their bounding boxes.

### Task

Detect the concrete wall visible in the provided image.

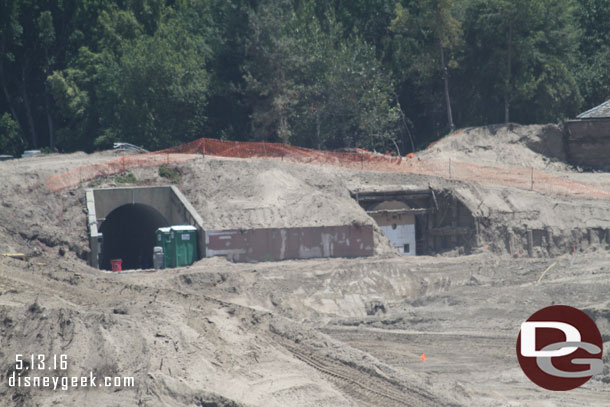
[369,200,417,256]
[379,224,416,255]
[93,186,189,224]
[565,119,610,169]
[168,186,206,259]
[85,190,101,268]
[87,186,204,268]
[205,225,374,262]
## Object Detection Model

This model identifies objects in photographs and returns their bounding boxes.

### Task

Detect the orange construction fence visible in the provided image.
[44,137,610,200]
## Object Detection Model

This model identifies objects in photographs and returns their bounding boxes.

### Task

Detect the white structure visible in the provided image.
[370,200,416,256]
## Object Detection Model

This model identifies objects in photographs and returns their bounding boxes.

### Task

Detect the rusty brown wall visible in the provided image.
[565,119,610,169]
[205,225,374,262]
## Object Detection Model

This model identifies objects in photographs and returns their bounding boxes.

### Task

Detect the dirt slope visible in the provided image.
[418,124,568,170]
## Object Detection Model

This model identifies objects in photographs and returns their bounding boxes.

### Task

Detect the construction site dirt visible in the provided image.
[1,124,609,406]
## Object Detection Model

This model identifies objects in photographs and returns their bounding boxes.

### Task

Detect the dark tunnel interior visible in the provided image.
[99,203,169,270]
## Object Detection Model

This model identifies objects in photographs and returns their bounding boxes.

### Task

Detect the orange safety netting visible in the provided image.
[45,153,200,192]
[45,137,610,199]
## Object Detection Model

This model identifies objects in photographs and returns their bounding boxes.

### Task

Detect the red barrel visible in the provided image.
[110,259,122,272]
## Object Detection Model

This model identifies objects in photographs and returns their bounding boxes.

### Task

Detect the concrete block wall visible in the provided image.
[205,225,374,262]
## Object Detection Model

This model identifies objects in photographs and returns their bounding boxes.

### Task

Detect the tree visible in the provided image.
[241,0,304,143]
[204,0,253,141]
[323,0,397,55]
[47,1,212,151]
[575,0,610,108]
[0,0,24,140]
[391,0,462,131]
[0,112,25,157]
[0,0,40,148]
[242,0,400,151]
[0,0,106,150]
[46,61,91,151]
[97,4,211,150]
[461,0,582,124]
[37,10,56,149]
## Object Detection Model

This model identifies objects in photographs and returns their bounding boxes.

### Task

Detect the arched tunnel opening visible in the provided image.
[99,203,169,270]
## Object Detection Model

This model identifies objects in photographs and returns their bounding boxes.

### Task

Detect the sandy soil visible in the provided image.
[417,124,568,171]
[0,124,609,406]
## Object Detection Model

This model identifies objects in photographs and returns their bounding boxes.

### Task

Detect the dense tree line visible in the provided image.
[0,0,608,156]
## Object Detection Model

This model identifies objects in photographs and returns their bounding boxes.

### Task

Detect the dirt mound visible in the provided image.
[178,158,396,255]
[419,124,567,170]
[180,159,373,230]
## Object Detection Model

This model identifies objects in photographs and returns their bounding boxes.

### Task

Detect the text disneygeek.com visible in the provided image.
[5,354,134,390]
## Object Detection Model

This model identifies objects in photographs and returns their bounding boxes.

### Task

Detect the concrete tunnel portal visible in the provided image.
[86,186,206,270]
[99,203,169,270]
[351,187,477,255]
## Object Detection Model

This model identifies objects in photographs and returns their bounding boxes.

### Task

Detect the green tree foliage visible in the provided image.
[243,0,400,151]
[95,6,211,149]
[0,112,25,156]
[322,0,397,54]
[46,62,91,151]
[460,0,582,124]
[48,1,211,151]
[391,0,462,132]
[0,0,24,142]
[204,0,252,141]
[0,0,607,154]
[575,0,610,107]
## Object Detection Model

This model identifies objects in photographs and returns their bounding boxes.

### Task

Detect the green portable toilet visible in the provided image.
[171,225,198,267]
[155,227,174,268]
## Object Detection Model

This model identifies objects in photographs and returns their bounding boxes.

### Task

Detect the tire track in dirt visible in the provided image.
[274,339,455,407]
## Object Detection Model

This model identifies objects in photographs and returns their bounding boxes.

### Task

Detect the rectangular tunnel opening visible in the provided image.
[351,187,477,256]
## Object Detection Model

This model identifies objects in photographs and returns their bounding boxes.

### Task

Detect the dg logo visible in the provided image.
[516,305,604,391]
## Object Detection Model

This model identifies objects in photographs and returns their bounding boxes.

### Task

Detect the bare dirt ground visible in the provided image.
[1,124,610,406]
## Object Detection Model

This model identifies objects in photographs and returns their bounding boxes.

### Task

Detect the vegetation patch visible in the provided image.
[158,166,180,184]
[87,177,104,188]
[114,172,137,184]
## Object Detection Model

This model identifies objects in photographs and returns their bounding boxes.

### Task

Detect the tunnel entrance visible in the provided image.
[99,203,169,270]
[350,187,477,255]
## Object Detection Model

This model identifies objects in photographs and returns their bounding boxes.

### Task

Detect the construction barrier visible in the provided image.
[45,153,200,191]
[44,137,610,199]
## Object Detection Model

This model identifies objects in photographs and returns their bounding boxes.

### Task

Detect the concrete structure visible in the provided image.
[369,200,416,255]
[352,187,476,255]
[86,186,204,269]
[565,99,610,170]
[205,225,374,262]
